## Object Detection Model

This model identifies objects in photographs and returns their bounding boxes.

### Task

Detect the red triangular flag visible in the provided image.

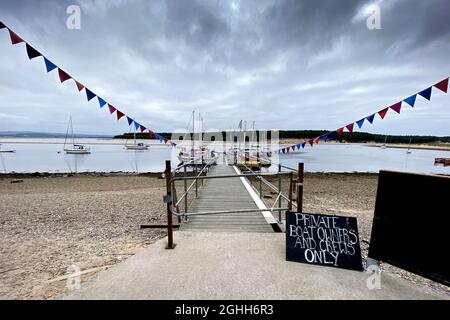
[337,128,344,137]
[434,78,448,93]
[8,29,24,45]
[140,125,146,133]
[148,129,154,138]
[108,104,116,114]
[308,139,314,147]
[389,102,402,114]
[345,123,354,132]
[378,108,389,119]
[116,110,125,120]
[291,145,295,152]
[58,69,71,83]
[74,80,84,92]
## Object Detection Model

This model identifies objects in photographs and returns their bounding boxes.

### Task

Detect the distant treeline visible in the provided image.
[113,130,450,144]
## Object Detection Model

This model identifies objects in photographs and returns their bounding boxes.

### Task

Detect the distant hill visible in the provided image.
[0,131,112,139]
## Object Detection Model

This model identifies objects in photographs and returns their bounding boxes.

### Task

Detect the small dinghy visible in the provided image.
[0,144,16,153]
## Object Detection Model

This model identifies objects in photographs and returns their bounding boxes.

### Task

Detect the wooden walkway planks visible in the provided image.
[181,164,274,233]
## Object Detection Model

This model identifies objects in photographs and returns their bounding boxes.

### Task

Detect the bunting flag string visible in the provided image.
[0,21,175,146]
[275,76,449,156]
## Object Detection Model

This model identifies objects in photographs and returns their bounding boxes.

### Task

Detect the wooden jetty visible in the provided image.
[181,164,277,233]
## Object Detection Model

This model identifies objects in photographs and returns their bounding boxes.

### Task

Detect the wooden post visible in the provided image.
[297,162,304,213]
[165,160,174,249]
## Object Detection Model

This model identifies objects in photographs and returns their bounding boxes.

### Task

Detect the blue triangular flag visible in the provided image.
[97,97,106,108]
[418,87,432,101]
[126,116,134,126]
[322,135,328,142]
[134,121,140,130]
[85,88,96,101]
[356,118,365,128]
[301,142,306,148]
[328,131,337,140]
[366,114,375,124]
[404,94,416,107]
[44,57,57,72]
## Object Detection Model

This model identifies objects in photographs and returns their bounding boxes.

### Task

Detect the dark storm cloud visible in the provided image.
[0,0,449,135]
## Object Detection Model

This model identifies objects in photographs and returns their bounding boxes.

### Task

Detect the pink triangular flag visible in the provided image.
[434,78,449,93]
[389,102,402,114]
[345,123,354,132]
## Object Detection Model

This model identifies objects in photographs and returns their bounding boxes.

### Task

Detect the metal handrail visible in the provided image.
[171,171,293,182]
[173,158,215,209]
[240,163,298,209]
[180,207,290,217]
[169,165,292,218]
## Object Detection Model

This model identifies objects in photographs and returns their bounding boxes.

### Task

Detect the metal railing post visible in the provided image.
[297,162,304,213]
[183,165,188,213]
[165,160,174,249]
[195,165,198,198]
[259,174,262,198]
[278,163,282,222]
[288,172,293,211]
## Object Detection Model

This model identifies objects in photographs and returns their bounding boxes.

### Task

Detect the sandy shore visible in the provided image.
[0,173,447,299]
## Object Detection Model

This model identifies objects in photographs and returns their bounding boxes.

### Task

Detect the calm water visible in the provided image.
[1,138,449,174]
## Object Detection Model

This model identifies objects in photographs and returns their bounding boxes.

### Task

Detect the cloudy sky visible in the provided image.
[0,0,449,136]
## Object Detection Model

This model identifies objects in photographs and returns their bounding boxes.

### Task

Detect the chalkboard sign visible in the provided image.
[286,212,363,271]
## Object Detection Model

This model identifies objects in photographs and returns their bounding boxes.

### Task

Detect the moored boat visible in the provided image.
[0,144,16,153]
[63,116,91,155]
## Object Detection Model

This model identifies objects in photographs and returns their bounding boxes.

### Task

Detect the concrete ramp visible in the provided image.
[64,232,444,300]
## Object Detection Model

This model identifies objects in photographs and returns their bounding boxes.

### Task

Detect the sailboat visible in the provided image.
[63,116,91,154]
[381,135,387,149]
[177,111,218,165]
[0,144,16,153]
[226,120,271,168]
[406,138,412,154]
[124,127,149,150]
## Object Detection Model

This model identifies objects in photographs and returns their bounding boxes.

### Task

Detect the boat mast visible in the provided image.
[191,110,195,157]
[70,116,75,147]
[64,116,71,149]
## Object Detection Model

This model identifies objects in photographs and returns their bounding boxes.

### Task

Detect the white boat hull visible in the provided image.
[64,149,91,154]
[125,145,149,150]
